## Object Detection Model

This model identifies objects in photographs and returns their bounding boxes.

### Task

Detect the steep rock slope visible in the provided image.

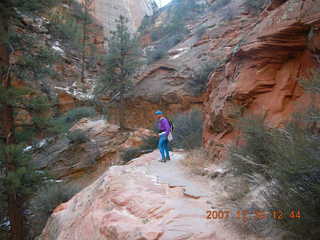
[77,0,154,38]
[203,0,320,160]
[8,2,106,114]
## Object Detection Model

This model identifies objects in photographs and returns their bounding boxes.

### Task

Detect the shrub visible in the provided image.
[229,115,274,178]
[147,48,167,64]
[28,183,80,238]
[137,15,154,33]
[49,10,83,50]
[229,114,320,239]
[121,148,143,164]
[147,33,185,64]
[50,107,97,134]
[182,148,212,175]
[299,70,320,94]
[150,24,188,42]
[187,62,219,96]
[63,107,97,123]
[244,0,268,13]
[67,129,89,144]
[171,109,203,149]
[140,135,159,151]
[195,26,207,39]
[121,135,158,163]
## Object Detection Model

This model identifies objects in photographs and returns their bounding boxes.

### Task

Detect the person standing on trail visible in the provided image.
[155,110,172,162]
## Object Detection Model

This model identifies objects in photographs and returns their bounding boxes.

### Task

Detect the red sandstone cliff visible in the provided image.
[203,0,320,160]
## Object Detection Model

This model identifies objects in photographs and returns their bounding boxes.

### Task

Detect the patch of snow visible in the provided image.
[23,146,33,152]
[52,41,65,56]
[23,138,50,153]
[0,220,10,228]
[37,139,47,148]
[169,47,190,60]
[46,179,64,183]
[55,85,95,101]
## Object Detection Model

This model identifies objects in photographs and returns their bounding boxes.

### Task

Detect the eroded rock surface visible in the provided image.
[40,151,259,240]
[33,118,154,188]
[203,0,320,160]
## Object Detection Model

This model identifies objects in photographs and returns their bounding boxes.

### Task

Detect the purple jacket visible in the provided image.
[158,117,171,136]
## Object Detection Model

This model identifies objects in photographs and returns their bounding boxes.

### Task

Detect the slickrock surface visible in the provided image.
[40,151,261,240]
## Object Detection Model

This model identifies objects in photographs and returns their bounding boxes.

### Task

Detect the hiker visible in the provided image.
[155,110,172,162]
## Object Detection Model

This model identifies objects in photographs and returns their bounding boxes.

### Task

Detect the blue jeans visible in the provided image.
[158,135,170,161]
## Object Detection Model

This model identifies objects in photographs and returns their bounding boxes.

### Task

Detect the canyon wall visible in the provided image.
[78,0,154,39]
[203,0,320,160]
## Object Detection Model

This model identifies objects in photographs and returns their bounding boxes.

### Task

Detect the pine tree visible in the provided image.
[96,15,142,130]
[79,0,94,83]
[0,1,60,239]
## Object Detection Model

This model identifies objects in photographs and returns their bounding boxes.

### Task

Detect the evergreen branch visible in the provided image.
[0,227,9,233]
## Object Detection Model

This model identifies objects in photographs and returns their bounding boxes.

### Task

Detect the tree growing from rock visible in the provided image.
[79,0,94,83]
[96,15,142,130]
[0,1,60,239]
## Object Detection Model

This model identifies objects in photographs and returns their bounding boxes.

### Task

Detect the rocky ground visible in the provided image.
[33,118,155,189]
[39,150,267,240]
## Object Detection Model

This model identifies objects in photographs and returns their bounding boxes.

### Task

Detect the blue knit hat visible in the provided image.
[155,110,163,115]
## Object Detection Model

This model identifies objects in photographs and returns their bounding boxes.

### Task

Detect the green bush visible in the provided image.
[138,15,154,34]
[299,70,320,94]
[244,0,268,13]
[67,129,89,144]
[187,62,219,96]
[28,183,80,238]
[140,135,159,151]
[229,115,274,178]
[121,148,143,163]
[121,135,158,163]
[150,24,188,42]
[195,26,207,39]
[50,107,97,134]
[229,114,320,239]
[49,11,83,50]
[147,48,167,64]
[147,33,185,64]
[171,109,203,149]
